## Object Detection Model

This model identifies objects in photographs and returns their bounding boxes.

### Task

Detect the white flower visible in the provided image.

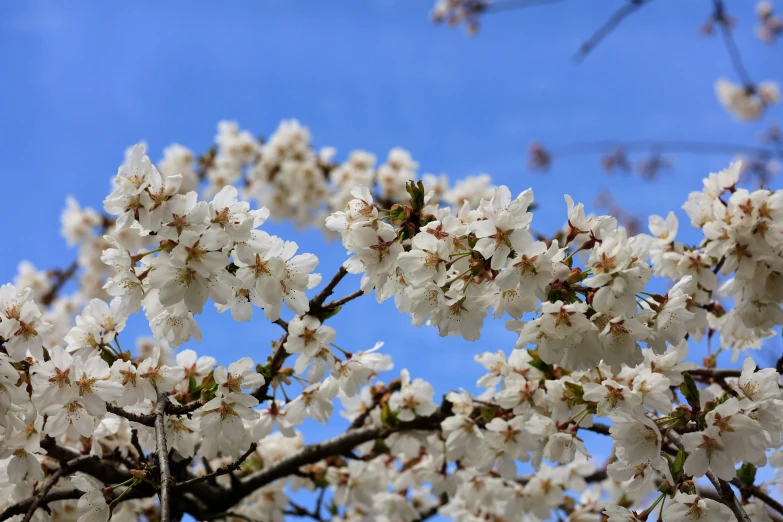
[397,232,450,286]
[608,410,662,466]
[0,283,51,361]
[682,426,737,481]
[214,357,265,405]
[649,276,694,354]
[662,493,732,522]
[732,357,781,404]
[136,345,186,401]
[284,315,336,363]
[470,187,534,269]
[388,369,438,421]
[543,432,589,464]
[72,473,111,522]
[200,395,259,443]
[71,356,124,415]
[583,380,642,416]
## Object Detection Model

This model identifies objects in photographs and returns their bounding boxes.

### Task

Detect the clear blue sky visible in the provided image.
[1,0,781,508]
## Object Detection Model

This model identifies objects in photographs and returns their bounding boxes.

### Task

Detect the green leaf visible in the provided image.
[563,382,585,403]
[380,403,400,428]
[405,180,425,211]
[388,205,410,225]
[679,373,701,411]
[667,449,686,479]
[736,463,756,486]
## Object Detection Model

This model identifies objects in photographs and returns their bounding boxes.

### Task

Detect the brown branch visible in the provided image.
[40,437,130,484]
[175,443,257,490]
[202,513,259,522]
[550,140,777,159]
[155,393,173,522]
[687,368,741,378]
[167,399,204,416]
[322,290,364,310]
[0,486,155,522]
[226,409,448,511]
[731,480,783,518]
[310,266,349,309]
[41,260,79,306]
[712,0,754,86]
[274,318,289,331]
[574,0,653,62]
[107,402,155,426]
[21,455,92,522]
[0,490,83,521]
[582,423,611,436]
[485,0,570,13]
[107,400,203,427]
[286,501,324,522]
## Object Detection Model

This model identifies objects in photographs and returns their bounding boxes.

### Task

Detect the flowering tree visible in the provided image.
[0,118,782,522]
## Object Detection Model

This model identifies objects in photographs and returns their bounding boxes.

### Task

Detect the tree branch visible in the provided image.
[322,290,364,310]
[21,455,92,522]
[167,399,204,416]
[155,393,173,522]
[107,399,204,427]
[485,0,570,13]
[175,443,257,490]
[107,402,155,426]
[41,260,79,306]
[0,490,83,521]
[574,0,653,62]
[712,0,754,86]
[731,480,783,517]
[549,140,776,160]
[202,513,259,522]
[226,409,447,511]
[310,266,349,309]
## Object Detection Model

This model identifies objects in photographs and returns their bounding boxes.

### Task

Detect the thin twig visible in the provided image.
[485,0,570,13]
[574,0,654,61]
[731,480,783,517]
[322,290,364,310]
[167,399,204,416]
[310,266,348,309]
[41,261,79,306]
[175,443,258,489]
[713,0,754,86]
[155,393,172,522]
[107,400,203,426]
[550,140,776,159]
[202,513,259,522]
[687,368,741,378]
[131,429,146,461]
[287,501,324,522]
[107,402,155,426]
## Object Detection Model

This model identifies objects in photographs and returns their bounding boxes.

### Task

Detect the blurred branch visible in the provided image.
[485,0,570,13]
[574,0,654,61]
[712,0,754,86]
[550,139,777,158]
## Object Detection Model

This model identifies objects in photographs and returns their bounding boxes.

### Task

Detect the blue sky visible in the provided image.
[1,0,782,514]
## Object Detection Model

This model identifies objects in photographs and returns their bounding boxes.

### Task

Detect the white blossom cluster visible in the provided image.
[0,128,782,522]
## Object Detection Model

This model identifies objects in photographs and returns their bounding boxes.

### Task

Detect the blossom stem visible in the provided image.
[108,480,138,511]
